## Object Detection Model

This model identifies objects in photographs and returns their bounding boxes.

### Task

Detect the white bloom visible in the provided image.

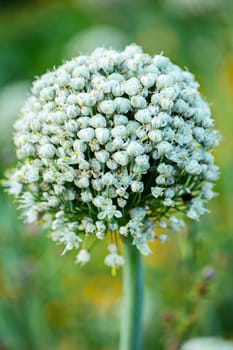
[135,109,152,124]
[115,97,131,113]
[95,127,110,144]
[73,140,87,152]
[76,249,91,264]
[89,114,106,128]
[124,77,141,96]
[187,200,208,221]
[39,143,56,159]
[98,100,116,114]
[157,234,168,243]
[102,172,116,186]
[131,95,147,109]
[112,151,129,166]
[111,125,127,138]
[148,130,162,143]
[95,150,110,163]
[131,181,144,192]
[140,73,157,88]
[185,160,202,175]
[75,177,89,188]
[77,128,95,142]
[126,141,144,157]
[4,44,220,267]
[151,186,164,198]
[157,141,173,156]
[181,337,233,350]
[114,114,128,125]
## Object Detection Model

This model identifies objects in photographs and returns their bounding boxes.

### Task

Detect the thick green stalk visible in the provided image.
[120,240,144,350]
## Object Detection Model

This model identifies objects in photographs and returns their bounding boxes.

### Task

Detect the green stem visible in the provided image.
[120,240,144,350]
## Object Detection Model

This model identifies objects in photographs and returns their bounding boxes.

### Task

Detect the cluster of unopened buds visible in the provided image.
[4,44,221,271]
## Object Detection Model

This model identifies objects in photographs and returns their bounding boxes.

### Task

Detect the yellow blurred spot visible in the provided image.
[84,274,121,310]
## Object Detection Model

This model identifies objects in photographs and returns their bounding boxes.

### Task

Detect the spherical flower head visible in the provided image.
[3,44,221,270]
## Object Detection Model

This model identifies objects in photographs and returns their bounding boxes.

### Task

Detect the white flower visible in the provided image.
[114,114,128,125]
[126,141,144,157]
[76,249,91,265]
[4,44,220,268]
[135,109,152,124]
[131,181,144,192]
[157,234,168,243]
[157,141,173,156]
[77,128,95,142]
[140,73,157,88]
[95,150,110,163]
[111,125,127,138]
[181,337,233,350]
[185,160,202,175]
[95,127,110,144]
[151,186,164,198]
[131,95,147,109]
[115,97,131,113]
[75,177,89,188]
[112,151,129,166]
[148,130,162,143]
[98,100,116,114]
[89,114,106,128]
[187,200,208,221]
[39,143,56,159]
[124,77,141,96]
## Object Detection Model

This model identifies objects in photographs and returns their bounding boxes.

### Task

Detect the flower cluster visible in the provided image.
[4,44,221,269]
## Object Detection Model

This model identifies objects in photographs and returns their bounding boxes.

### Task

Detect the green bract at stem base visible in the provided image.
[120,238,144,350]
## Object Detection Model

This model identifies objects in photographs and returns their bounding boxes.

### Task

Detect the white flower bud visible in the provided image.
[39,143,56,158]
[67,105,80,120]
[78,117,90,129]
[76,249,91,264]
[77,128,95,142]
[157,141,172,156]
[185,160,202,175]
[126,141,144,157]
[102,173,115,186]
[131,95,147,109]
[81,191,93,202]
[89,114,107,128]
[72,65,90,79]
[57,71,70,87]
[95,128,110,144]
[124,77,141,96]
[75,177,89,188]
[135,109,152,124]
[40,87,55,101]
[151,186,164,198]
[117,198,127,208]
[114,114,128,125]
[70,77,85,90]
[98,100,116,114]
[73,140,87,152]
[135,154,150,168]
[131,181,144,192]
[156,74,174,89]
[115,97,131,114]
[140,73,157,88]
[95,150,110,163]
[148,130,162,143]
[111,125,127,138]
[112,151,129,166]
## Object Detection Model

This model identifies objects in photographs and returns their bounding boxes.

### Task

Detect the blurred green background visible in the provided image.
[0,0,233,349]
